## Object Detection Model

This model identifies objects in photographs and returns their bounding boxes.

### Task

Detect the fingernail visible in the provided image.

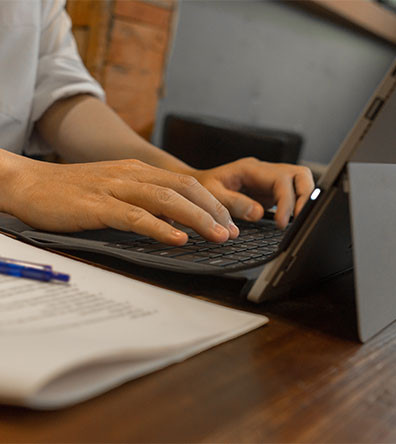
[213,223,228,236]
[171,229,185,238]
[276,216,288,230]
[245,205,260,221]
[228,221,239,237]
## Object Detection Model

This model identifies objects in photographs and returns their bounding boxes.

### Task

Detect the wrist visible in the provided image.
[134,139,199,176]
[171,163,199,176]
[0,149,33,214]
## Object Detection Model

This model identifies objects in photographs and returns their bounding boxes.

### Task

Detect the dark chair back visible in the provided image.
[161,114,303,169]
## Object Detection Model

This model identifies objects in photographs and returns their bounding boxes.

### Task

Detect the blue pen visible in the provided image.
[0,257,70,283]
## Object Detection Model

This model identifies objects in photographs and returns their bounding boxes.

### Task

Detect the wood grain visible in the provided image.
[114,0,173,29]
[67,0,112,82]
[66,0,177,139]
[1,271,396,443]
[104,18,169,136]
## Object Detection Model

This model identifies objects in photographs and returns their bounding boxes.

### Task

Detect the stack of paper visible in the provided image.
[0,234,267,409]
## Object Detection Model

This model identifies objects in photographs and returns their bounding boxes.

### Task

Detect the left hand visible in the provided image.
[192,158,315,230]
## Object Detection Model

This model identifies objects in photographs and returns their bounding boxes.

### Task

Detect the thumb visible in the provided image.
[213,184,264,221]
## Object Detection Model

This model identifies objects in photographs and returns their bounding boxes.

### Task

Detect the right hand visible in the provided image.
[0,151,238,245]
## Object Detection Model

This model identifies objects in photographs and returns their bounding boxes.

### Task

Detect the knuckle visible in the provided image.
[123,158,146,172]
[249,156,260,164]
[155,187,178,204]
[151,218,165,232]
[300,166,313,178]
[126,206,146,225]
[178,174,199,188]
[194,211,208,226]
[240,156,259,166]
[109,177,125,189]
[126,158,143,167]
[90,192,111,207]
[112,158,143,176]
[277,163,290,173]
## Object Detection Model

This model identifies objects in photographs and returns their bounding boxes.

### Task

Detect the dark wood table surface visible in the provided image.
[1,259,396,443]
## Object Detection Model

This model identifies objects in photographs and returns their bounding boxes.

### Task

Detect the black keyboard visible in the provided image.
[105,221,284,270]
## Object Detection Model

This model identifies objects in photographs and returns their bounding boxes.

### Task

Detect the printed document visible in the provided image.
[0,234,267,409]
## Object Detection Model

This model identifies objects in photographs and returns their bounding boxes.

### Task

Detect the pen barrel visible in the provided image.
[21,268,52,281]
[0,263,70,282]
[0,263,31,279]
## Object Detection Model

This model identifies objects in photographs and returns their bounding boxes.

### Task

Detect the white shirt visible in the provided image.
[0,0,105,156]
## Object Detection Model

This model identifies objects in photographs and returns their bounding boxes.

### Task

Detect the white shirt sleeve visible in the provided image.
[31,0,105,123]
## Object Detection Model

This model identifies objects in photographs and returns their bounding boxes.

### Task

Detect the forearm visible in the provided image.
[0,149,34,215]
[34,94,314,232]
[36,94,196,175]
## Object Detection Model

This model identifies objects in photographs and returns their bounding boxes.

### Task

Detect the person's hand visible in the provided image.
[192,158,315,229]
[0,152,238,245]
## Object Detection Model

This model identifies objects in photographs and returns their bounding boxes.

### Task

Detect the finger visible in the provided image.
[113,183,230,243]
[161,216,175,225]
[212,183,264,222]
[293,167,315,216]
[273,176,295,230]
[236,161,295,225]
[97,197,188,245]
[237,162,308,227]
[238,190,275,212]
[145,170,238,238]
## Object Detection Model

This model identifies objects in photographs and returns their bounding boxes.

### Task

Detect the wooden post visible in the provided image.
[66,0,178,140]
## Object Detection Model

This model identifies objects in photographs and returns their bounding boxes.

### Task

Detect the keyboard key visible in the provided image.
[209,247,237,255]
[240,229,260,235]
[223,253,258,261]
[133,245,172,253]
[174,253,208,262]
[203,258,239,267]
[263,233,278,239]
[244,241,266,247]
[239,235,257,242]
[254,238,274,244]
[106,220,284,271]
[230,238,245,244]
[106,242,138,249]
[229,251,255,258]
[183,241,197,247]
[245,248,265,255]
[203,243,226,250]
[265,240,280,245]
[149,248,195,257]
[240,259,262,266]
[195,247,210,252]
[225,245,248,252]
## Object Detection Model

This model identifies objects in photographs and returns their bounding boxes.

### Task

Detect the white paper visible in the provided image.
[0,234,268,408]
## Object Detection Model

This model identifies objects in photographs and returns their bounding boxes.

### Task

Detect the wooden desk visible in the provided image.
[1,269,396,443]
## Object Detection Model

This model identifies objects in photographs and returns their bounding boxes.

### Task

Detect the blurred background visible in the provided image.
[66,0,396,169]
